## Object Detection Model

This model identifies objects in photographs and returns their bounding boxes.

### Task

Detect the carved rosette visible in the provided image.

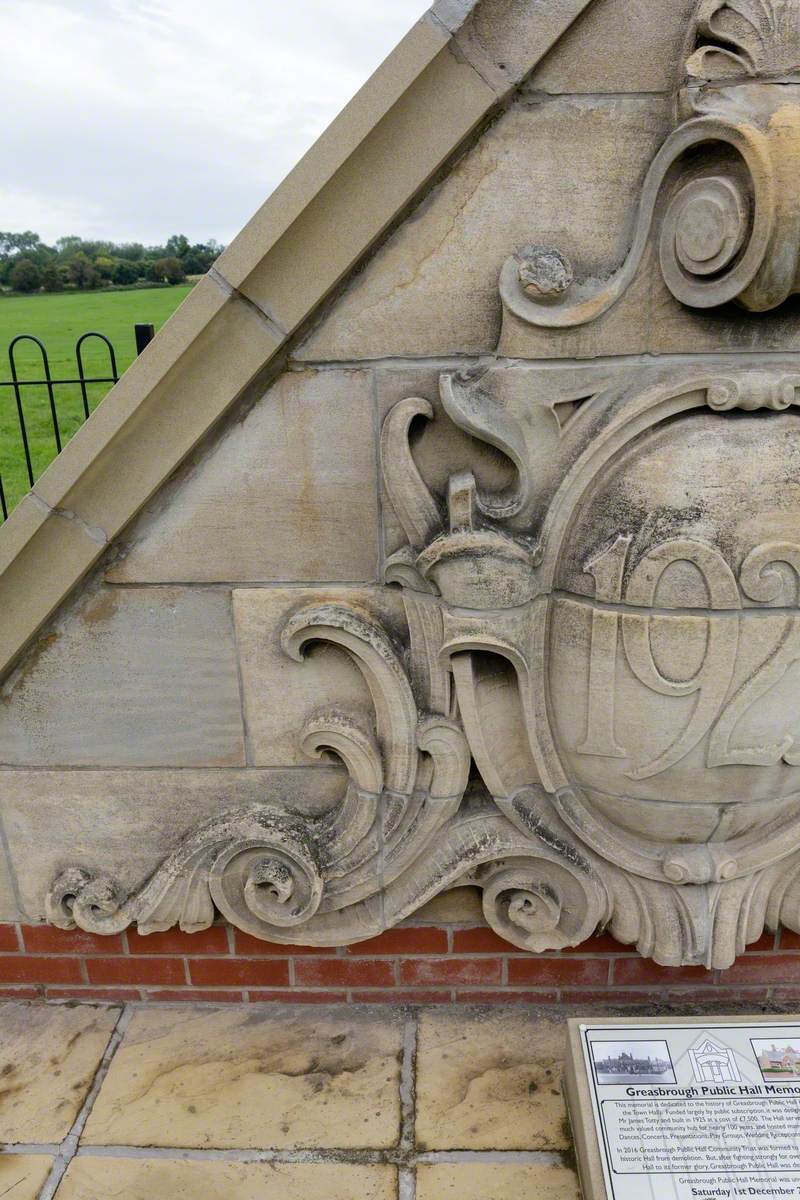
[501,0,800,326]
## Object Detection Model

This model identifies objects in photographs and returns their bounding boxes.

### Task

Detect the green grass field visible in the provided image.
[0,285,192,517]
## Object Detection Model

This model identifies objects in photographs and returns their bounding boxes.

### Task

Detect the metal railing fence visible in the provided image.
[0,322,154,523]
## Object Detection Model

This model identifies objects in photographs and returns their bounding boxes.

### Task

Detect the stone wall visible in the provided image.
[3,0,800,998]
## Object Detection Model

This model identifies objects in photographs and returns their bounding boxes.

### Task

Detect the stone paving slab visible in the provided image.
[0,1002,118,1144]
[56,1159,397,1199]
[0,1154,53,1199]
[416,1009,569,1150]
[416,1162,581,1199]
[81,1006,404,1150]
[0,1000,582,1199]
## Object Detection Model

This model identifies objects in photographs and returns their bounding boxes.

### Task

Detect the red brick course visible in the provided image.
[0,921,795,1004]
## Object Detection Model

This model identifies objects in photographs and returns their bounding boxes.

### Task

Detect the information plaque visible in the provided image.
[565,1015,800,1200]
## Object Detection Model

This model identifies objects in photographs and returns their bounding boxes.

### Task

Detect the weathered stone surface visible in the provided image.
[412,885,483,924]
[0,850,20,923]
[0,587,244,767]
[296,94,671,360]
[416,1163,580,1200]
[530,0,696,93]
[82,1007,403,1149]
[232,586,405,767]
[107,370,379,585]
[416,1011,568,1150]
[58,1160,396,1200]
[1,768,344,921]
[0,1156,54,1199]
[0,1002,117,1143]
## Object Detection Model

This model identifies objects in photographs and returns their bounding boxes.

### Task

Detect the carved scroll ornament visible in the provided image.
[501,0,800,326]
[48,363,800,970]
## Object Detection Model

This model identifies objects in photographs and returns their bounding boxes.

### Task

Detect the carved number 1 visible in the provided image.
[577,535,631,758]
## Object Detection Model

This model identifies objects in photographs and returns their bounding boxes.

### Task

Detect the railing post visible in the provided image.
[134,324,155,355]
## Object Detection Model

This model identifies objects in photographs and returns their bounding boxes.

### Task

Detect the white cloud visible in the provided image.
[0,0,431,245]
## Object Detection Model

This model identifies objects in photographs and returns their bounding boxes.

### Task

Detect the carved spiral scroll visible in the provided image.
[47,808,324,939]
[481,858,606,953]
[500,115,775,326]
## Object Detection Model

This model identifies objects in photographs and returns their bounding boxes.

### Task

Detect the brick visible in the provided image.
[22,926,124,955]
[345,928,448,955]
[457,990,560,1003]
[720,954,800,984]
[248,990,349,1003]
[87,957,186,985]
[126,926,229,955]
[399,957,502,987]
[612,959,711,986]
[351,990,453,1004]
[144,989,245,1003]
[451,928,511,954]
[46,987,140,1002]
[562,988,665,1006]
[293,958,395,988]
[0,925,20,953]
[233,931,335,956]
[508,957,611,987]
[0,956,82,984]
[768,985,800,1003]
[248,989,349,1003]
[0,986,40,999]
[778,929,800,950]
[189,958,290,987]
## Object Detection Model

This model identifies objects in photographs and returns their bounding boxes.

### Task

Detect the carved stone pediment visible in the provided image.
[45,0,800,972]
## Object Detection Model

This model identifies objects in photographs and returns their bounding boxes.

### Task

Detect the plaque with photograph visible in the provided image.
[565,1015,800,1200]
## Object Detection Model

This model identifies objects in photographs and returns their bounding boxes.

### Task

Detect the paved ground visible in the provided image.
[0,1001,581,1198]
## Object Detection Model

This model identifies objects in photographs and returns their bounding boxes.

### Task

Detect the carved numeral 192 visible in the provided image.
[576,536,800,777]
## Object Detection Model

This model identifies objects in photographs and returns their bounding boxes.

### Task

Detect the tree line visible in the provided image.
[0,232,225,294]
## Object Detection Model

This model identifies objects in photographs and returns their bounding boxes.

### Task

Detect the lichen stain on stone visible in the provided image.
[80,591,119,627]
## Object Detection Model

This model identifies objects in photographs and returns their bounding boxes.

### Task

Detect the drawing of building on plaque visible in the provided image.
[688,1036,742,1084]
[753,1040,800,1081]
[591,1041,676,1085]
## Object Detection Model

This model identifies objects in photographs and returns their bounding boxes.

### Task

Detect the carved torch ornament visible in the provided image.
[46,0,800,971]
[502,0,800,325]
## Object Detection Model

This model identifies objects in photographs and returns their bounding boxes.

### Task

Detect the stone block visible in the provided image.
[530,0,696,93]
[0,586,244,767]
[32,277,281,536]
[233,47,495,334]
[107,369,379,585]
[0,767,344,920]
[232,586,405,767]
[82,1006,404,1149]
[296,94,671,361]
[436,0,599,90]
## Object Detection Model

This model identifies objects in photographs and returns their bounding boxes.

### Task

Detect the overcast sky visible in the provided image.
[0,0,431,247]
